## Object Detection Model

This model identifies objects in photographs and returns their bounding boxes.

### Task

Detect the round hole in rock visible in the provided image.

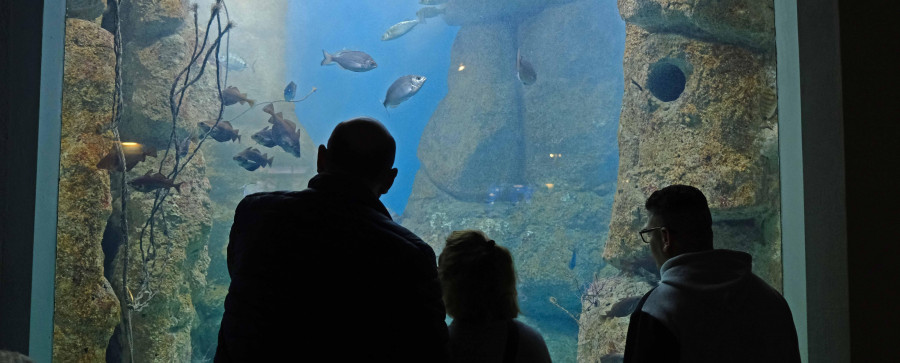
[647,62,686,102]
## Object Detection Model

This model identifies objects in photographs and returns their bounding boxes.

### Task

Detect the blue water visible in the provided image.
[286,1,459,215]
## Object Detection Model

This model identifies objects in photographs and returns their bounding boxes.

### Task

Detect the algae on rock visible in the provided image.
[53,18,121,363]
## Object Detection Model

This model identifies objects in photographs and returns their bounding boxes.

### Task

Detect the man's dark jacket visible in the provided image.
[215,174,449,362]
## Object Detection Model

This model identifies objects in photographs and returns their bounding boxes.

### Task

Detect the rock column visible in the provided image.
[578,0,780,360]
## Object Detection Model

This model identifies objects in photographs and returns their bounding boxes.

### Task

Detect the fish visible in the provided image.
[233,147,273,171]
[630,78,644,92]
[251,126,278,148]
[221,86,255,107]
[321,50,378,72]
[383,75,427,108]
[758,86,778,120]
[605,295,644,318]
[517,49,537,85]
[96,144,158,172]
[284,81,297,101]
[213,53,250,71]
[381,19,420,41]
[416,6,445,23]
[262,104,302,158]
[176,134,193,159]
[568,248,577,270]
[198,120,241,143]
[419,0,448,5]
[128,171,183,193]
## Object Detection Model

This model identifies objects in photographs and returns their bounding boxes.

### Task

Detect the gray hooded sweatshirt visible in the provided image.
[625,249,801,363]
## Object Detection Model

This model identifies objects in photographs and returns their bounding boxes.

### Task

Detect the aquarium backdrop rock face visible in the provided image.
[579,0,780,360]
[53,0,778,362]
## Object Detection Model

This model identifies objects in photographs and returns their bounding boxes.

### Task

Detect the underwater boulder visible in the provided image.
[418,22,523,201]
[618,0,775,51]
[108,153,213,362]
[121,0,188,43]
[53,18,121,363]
[120,28,220,148]
[441,0,575,26]
[518,0,622,192]
[66,0,107,23]
[603,23,781,284]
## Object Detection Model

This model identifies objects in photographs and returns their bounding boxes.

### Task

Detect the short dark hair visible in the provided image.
[326,117,395,179]
[438,230,519,323]
[645,184,714,251]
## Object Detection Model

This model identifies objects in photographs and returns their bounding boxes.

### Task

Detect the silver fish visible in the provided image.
[517,49,537,85]
[419,0,448,5]
[215,53,250,71]
[416,6,445,24]
[321,50,378,72]
[381,20,420,41]
[383,75,427,108]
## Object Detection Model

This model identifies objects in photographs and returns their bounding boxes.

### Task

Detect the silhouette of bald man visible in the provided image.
[216,117,448,362]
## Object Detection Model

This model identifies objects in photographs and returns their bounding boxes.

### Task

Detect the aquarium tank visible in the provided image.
[53,0,780,361]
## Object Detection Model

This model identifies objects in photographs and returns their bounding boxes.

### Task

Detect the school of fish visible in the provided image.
[106,0,539,191]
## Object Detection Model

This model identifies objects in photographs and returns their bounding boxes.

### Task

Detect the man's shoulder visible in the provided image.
[236,190,315,211]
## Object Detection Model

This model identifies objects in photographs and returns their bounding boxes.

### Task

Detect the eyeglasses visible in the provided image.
[639,227,664,243]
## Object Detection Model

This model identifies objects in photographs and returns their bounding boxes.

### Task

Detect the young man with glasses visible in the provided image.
[624,184,800,363]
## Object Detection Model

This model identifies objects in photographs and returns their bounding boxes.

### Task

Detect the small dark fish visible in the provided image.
[517,49,537,85]
[416,6,445,23]
[383,75,427,108]
[262,104,302,158]
[568,248,577,270]
[419,0,447,5]
[233,147,273,171]
[176,135,193,159]
[382,20,420,41]
[222,86,255,107]
[251,126,277,148]
[605,295,644,318]
[284,81,297,101]
[630,78,644,92]
[128,171,183,193]
[96,143,157,172]
[198,120,241,143]
[321,50,377,72]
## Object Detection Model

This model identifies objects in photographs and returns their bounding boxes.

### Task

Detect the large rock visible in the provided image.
[576,269,655,361]
[617,0,775,50]
[53,18,121,363]
[109,153,213,362]
[66,0,107,23]
[122,0,187,43]
[120,26,221,148]
[442,0,574,26]
[519,0,623,191]
[404,3,626,361]
[418,21,524,201]
[602,24,780,284]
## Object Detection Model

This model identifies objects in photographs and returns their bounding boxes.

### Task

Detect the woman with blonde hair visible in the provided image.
[438,230,551,363]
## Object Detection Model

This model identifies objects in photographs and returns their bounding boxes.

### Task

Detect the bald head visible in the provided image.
[322,117,396,180]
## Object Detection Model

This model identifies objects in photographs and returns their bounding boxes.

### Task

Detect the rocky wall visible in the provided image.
[578,0,780,360]
[108,153,212,362]
[53,18,121,363]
